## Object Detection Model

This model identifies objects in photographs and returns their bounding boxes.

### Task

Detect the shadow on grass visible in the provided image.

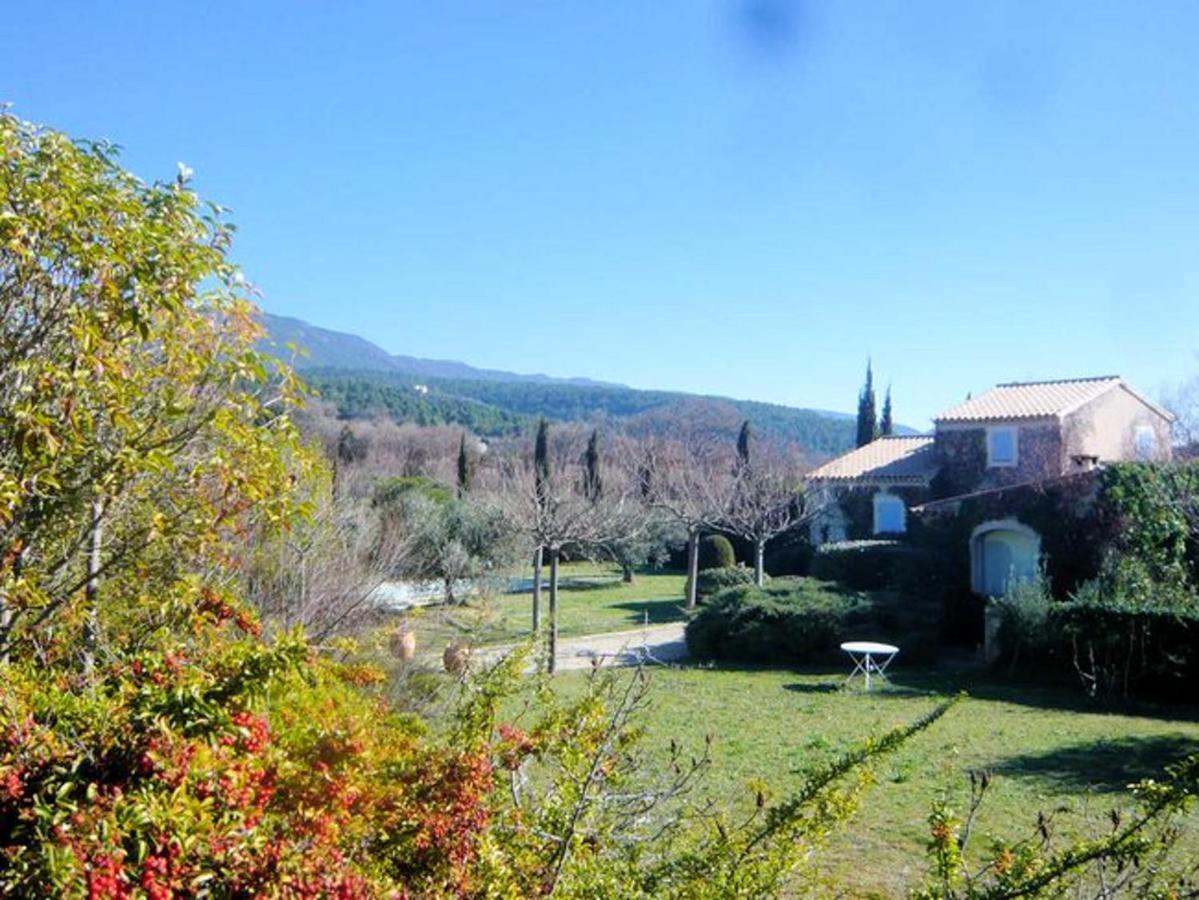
[684,660,1199,722]
[989,733,1199,794]
[886,669,1199,723]
[610,598,688,626]
[782,680,941,700]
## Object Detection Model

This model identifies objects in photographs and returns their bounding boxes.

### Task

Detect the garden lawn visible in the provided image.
[550,664,1199,897]
[396,562,688,655]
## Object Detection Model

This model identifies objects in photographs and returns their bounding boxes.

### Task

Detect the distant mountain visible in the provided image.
[259,313,913,457]
[260,313,620,387]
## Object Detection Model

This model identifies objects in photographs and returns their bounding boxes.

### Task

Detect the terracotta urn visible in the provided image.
[443,641,471,676]
[389,627,417,661]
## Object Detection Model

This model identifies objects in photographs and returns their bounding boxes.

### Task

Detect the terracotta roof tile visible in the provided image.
[934,376,1122,423]
[807,435,938,484]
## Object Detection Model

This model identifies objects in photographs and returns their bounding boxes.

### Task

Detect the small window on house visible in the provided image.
[873,493,906,535]
[987,427,1018,467]
[1135,425,1157,461]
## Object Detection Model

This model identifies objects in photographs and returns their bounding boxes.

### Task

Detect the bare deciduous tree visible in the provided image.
[644,434,739,609]
[1162,372,1199,456]
[486,427,645,672]
[242,487,412,642]
[723,447,815,587]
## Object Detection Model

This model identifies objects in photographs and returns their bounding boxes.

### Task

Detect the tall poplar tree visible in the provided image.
[855,361,879,448]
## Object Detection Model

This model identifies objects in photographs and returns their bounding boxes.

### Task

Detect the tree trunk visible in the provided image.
[621,561,635,584]
[548,545,560,674]
[754,539,766,587]
[532,546,543,633]
[83,498,103,676]
[685,528,699,609]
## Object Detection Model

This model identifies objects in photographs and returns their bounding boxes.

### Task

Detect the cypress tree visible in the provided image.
[880,386,894,436]
[456,433,471,498]
[534,418,550,509]
[583,429,602,502]
[855,361,878,448]
[736,420,752,471]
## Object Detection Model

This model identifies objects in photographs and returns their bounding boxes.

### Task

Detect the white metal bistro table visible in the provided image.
[840,641,899,691]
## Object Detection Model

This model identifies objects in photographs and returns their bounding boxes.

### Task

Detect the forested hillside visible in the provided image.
[264,314,878,455]
[301,369,858,454]
[305,371,531,435]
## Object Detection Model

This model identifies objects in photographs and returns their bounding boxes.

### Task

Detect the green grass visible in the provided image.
[546,664,1199,897]
[393,561,687,656]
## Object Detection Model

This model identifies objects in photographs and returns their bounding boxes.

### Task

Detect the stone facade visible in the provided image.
[817,484,932,541]
[932,421,1065,497]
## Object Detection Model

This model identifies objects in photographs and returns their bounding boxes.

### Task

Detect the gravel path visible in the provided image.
[477,622,688,672]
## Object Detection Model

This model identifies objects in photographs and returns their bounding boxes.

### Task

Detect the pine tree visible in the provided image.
[736,420,752,472]
[583,429,603,502]
[456,433,472,498]
[855,361,879,448]
[880,386,894,436]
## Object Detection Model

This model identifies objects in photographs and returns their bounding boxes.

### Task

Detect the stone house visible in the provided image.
[807,376,1174,597]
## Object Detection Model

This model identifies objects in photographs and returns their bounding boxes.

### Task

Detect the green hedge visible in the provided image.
[809,540,934,591]
[698,534,736,570]
[999,592,1199,700]
[685,577,940,665]
[695,566,757,599]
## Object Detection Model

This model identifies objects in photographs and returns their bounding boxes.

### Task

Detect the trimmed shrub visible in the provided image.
[764,531,814,576]
[696,566,758,598]
[686,577,940,665]
[698,534,736,570]
[810,540,923,590]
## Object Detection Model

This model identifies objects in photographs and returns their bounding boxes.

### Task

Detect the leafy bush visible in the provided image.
[698,534,736,570]
[810,540,934,590]
[373,474,454,507]
[993,563,1199,699]
[1100,462,1199,589]
[994,570,1053,667]
[695,566,758,598]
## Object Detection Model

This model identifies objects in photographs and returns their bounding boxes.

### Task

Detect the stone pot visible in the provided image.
[389,627,417,661]
[443,641,471,676]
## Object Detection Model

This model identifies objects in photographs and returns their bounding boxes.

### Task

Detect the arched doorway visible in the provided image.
[971,520,1040,597]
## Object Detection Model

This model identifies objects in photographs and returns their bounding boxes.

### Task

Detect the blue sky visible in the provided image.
[6,2,1199,427]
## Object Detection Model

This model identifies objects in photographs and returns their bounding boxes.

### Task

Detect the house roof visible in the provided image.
[806,435,938,485]
[933,376,1172,423]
